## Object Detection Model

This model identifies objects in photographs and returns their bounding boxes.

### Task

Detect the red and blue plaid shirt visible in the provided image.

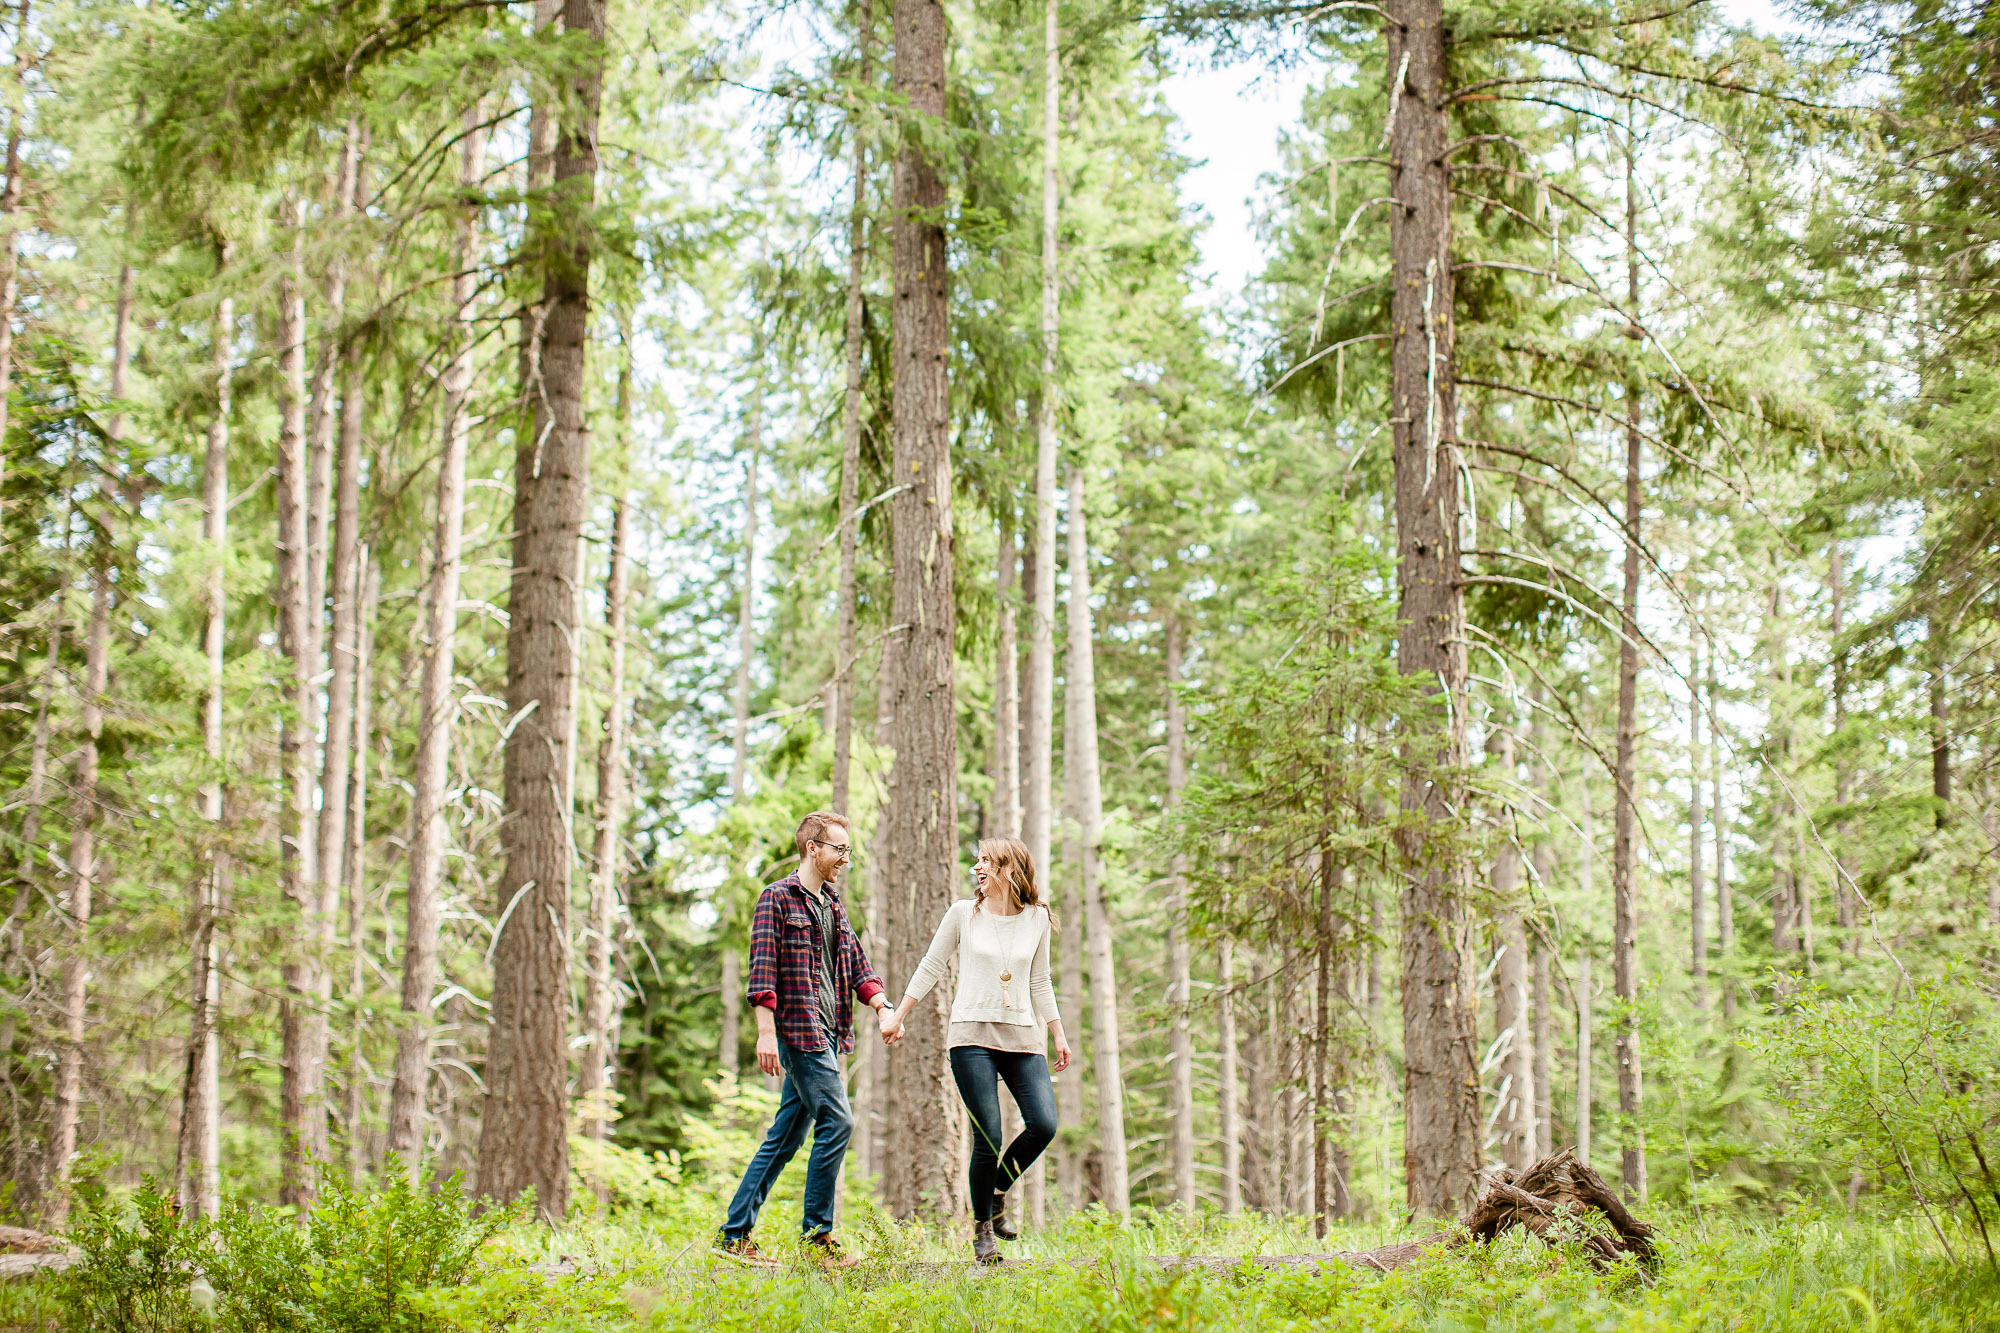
[746,871,884,1054]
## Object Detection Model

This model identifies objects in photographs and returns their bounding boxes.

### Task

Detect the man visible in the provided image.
[715,810,900,1268]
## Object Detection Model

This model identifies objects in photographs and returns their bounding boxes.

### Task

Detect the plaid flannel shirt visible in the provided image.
[745,871,884,1055]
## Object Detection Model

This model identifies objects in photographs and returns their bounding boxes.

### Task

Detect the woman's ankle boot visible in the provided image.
[973,1219,1003,1265]
[991,1194,1019,1240]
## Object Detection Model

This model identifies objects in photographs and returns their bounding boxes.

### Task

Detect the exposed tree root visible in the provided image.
[1163,1148,1656,1275]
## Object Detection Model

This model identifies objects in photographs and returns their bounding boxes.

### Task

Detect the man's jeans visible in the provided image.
[721,1035,855,1239]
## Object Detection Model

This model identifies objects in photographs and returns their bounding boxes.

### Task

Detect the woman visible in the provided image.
[884,837,1071,1263]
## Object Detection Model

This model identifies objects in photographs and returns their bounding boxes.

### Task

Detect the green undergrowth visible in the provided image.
[13,1170,1997,1333]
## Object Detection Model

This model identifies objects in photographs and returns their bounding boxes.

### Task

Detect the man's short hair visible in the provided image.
[795,810,850,858]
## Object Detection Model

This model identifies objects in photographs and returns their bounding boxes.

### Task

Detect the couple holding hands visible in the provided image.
[713,810,1072,1268]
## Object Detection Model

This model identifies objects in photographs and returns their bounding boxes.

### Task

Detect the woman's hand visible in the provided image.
[1050,1022,1072,1073]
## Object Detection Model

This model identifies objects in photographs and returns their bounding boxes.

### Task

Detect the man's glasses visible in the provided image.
[811,839,854,863]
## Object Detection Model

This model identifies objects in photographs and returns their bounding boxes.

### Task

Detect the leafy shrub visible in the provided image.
[57,1177,211,1333]
[56,1166,521,1333]
[1753,968,2000,1266]
[209,1167,521,1332]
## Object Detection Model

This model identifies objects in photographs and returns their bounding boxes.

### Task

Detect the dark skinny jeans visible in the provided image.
[949,1045,1058,1222]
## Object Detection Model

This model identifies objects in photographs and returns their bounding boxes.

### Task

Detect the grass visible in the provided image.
[12,1159,1998,1333]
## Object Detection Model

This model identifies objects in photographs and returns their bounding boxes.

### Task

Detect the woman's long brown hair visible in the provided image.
[974,837,1059,932]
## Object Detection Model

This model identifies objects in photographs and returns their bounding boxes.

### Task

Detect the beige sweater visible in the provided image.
[902,899,1060,1028]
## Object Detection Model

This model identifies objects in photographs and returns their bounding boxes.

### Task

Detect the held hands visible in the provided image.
[878,1004,906,1046]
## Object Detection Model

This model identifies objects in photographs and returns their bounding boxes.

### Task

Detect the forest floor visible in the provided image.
[7,1184,1995,1333]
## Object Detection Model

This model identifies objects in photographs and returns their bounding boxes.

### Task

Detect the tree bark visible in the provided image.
[1491,726,1533,1172]
[345,553,378,1186]
[1024,0,1060,921]
[832,0,873,819]
[478,0,606,1223]
[1575,953,1592,1169]
[581,491,631,1140]
[1710,646,1734,1023]
[178,267,233,1223]
[1067,465,1128,1213]
[880,0,959,1221]
[1165,610,1194,1208]
[314,124,365,943]
[992,523,1020,836]
[1218,938,1240,1214]
[48,553,110,1231]
[1386,0,1479,1217]
[389,115,486,1176]
[1612,118,1647,1206]
[1018,0,1062,1227]
[1313,855,1341,1234]
[1688,641,1707,1007]
[1830,542,1856,944]
[0,0,31,485]
[1058,804,1085,1209]
[276,194,327,1210]
[1528,697,1553,1160]
[719,366,760,1080]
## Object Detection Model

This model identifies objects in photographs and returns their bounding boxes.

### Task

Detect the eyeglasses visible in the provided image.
[811,839,853,862]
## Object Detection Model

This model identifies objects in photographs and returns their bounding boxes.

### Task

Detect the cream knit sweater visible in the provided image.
[902,899,1060,1027]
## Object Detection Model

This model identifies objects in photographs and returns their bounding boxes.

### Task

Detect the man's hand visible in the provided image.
[756,1029,781,1077]
[878,1006,905,1045]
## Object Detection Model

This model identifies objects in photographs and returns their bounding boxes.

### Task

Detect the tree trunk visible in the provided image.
[1024,0,1060,919]
[1386,0,1479,1217]
[1611,119,1647,1207]
[1688,641,1707,1008]
[49,554,110,1231]
[1830,542,1857,946]
[1017,0,1062,1227]
[276,194,327,1210]
[1531,940,1551,1160]
[1066,464,1128,1214]
[1711,647,1734,1023]
[879,0,959,1222]
[1575,953,1592,1170]
[1491,727,1534,1172]
[1165,610,1194,1208]
[1929,652,1950,825]
[1529,697,1554,1160]
[580,483,632,1141]
[178,268,233,1223]
[478,0,605,1223]
[345,553,378,1186]
[389,116,486,1175]
[1218,938,1240,1214]
[993,523,1020,836]
[314,124,365,948]
[1057,810,1084,1210]
[0,0,30,484]
[832,0,872,819]
[719,369,760,1080]
[1313,855,1338,1235]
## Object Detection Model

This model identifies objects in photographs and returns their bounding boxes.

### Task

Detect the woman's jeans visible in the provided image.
[721,1036,855,1240]
[949,1045,1057,1221]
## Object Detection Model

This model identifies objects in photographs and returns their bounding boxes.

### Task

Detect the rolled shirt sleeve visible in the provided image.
[745,886,780,1011]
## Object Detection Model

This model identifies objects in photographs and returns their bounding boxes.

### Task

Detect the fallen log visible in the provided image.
[1163,1148,1655,1275]
[0,1226,75,1280]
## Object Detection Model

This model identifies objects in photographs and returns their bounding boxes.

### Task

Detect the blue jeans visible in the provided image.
[721,1036,855,1239]
[949,1046,1057,1221]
